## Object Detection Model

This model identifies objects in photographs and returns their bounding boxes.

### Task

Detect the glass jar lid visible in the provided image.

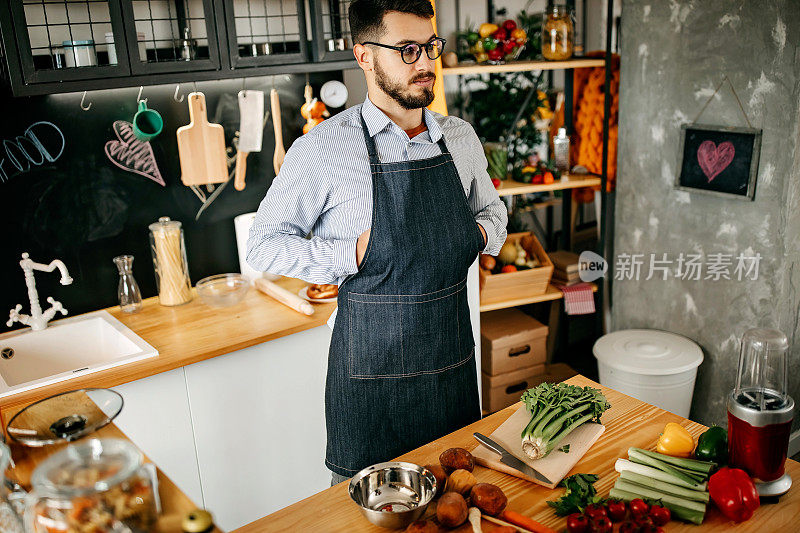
[149,216,182,232]
[30,439,142,498]
[6,388,123,447]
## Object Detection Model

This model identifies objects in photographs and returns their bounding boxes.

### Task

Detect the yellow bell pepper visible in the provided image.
[656,422,695,458]
[479,23,499,39]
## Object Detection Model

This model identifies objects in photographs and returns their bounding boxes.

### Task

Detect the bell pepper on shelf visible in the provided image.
[656,422,695,458]
[694,426,727,465]
[708,467,759,522]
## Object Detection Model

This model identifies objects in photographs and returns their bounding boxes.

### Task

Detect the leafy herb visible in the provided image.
[558,444,570,453]
[547,473,602,516]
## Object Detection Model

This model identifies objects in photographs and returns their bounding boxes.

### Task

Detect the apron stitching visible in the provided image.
[347,278,466,299]
[371,160,452,174]
[350,348,474,379]
[324,459,360,472]
[347,286,464,305]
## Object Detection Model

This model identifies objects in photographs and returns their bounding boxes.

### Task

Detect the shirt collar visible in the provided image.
[359,94,443,143]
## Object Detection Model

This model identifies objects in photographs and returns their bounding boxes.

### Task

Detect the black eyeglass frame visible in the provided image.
[360,37,447,64]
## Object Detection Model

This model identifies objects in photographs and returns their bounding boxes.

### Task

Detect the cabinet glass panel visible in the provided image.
[130,0,211,63]
[317,0,351,54]
[227,0,308,66]
[20,0,122,71]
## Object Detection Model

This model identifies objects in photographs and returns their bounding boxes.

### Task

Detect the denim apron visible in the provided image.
[324,109,483,477]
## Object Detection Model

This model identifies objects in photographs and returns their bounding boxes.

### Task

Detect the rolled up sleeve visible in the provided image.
[467,129,508,256]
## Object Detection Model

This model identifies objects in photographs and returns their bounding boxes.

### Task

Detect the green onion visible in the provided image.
[628,449,703,488]
[619,471,710,503]
[628,447,715,474]
[614,459,707,491]
[610,487,706,525]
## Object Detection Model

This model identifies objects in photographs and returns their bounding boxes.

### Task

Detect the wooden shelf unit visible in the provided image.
[495,174,601,197]
[479,283,597,312]
[442,58,606,76]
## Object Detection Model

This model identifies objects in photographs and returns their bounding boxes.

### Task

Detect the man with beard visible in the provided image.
[247,0,507,486]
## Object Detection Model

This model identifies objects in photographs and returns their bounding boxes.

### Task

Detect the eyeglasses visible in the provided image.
[361,37,447,64]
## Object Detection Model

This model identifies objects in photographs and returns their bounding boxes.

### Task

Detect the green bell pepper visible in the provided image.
[695,425,727,465]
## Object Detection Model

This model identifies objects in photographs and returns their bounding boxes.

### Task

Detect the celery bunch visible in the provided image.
[520,383,610,460]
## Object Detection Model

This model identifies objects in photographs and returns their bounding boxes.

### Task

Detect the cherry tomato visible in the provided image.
[606,499,627,522]
[648,504,671,526]
[629,498,649,519]
[500,264,517,273]
[584,504,608,521]
[502,19,517,32]
[492,28,508,41]
[618,521,639,533]
[565,513,589,533]
[589,516,612,533]
[635,516,654,529]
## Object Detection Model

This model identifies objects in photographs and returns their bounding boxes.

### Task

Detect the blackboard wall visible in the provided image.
[2,72,345,328]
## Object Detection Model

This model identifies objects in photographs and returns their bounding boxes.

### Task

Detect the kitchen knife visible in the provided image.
[234,90,265,191]
[473,432,553,485]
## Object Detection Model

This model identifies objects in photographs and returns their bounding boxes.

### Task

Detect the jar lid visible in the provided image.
[31,438,143,498]
[593,329,704,375]
[149,216,182,232]
[6,388,123,447]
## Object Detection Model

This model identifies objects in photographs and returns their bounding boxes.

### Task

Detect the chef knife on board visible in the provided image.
[473,432,553,485]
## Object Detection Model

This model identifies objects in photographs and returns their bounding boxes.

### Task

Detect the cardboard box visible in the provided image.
[481,308,548,375]
[481,363,579,413]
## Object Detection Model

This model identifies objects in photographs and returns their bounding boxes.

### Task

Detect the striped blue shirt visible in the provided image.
[246,94,508,327]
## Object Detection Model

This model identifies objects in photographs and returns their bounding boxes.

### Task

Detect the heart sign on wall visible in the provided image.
[676,124,761,201]
[104,120,165,186]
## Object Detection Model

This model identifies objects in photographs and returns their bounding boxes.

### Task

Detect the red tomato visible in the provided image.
[584,504,608,520]
[606,499,627,522]
[635,516,654,529]
[502,19,517,32]
[491,177,501,189]
[565,513,589,533]
[531,173,544,184]
[618,521,639,533]
[502,40,517,54]
[629,498,649,519]
[487,48,504,61]
[492,28,508,41]
[648,504,670,526]
[500,264,517,273]
[589,516,612,533]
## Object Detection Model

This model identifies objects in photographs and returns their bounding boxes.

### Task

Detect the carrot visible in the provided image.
[498,509,556,533]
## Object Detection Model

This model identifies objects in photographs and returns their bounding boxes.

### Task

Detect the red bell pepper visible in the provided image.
[708,467,760,522]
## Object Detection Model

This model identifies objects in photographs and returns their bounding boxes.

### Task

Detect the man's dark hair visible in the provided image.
[349,0,435,45]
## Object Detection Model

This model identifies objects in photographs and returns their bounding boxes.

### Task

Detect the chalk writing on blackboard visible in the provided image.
[0,121,65,183]
[104,121,165,186]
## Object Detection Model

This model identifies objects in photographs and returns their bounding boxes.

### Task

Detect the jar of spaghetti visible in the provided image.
[542,5,574,60]
[149,217,193,306]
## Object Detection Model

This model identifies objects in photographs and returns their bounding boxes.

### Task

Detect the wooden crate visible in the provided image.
[480,232,554,301]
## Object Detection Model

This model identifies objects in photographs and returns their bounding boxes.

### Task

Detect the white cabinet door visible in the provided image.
[184,325,332,531]
[109,368,204,507]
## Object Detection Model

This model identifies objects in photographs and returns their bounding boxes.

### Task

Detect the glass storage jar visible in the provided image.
[149,217,193,306]
[542,5,574,60]
[25,439,158,532]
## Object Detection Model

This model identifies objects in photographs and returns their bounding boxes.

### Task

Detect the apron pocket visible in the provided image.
[347,279,473,379]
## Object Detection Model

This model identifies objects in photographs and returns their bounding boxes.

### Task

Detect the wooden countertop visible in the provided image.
[236,375,800,533]
[0,277,336,411]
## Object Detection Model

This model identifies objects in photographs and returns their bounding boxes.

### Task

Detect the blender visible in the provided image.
[728,328,794,497]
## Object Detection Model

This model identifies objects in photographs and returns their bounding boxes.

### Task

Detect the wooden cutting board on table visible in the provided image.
[177,92,229,186]
[472,404,605,489]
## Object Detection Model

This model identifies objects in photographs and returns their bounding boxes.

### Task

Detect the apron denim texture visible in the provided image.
[324,108,483,477]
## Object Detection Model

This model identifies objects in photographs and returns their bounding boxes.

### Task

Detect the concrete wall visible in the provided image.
[613,0,800,430]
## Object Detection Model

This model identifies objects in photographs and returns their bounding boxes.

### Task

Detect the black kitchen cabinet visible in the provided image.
[0,0,357,96]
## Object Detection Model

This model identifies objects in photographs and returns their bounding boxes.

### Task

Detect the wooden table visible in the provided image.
[236,375,799,532]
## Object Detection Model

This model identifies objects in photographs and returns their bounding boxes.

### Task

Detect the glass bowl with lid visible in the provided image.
[25,438,158,532]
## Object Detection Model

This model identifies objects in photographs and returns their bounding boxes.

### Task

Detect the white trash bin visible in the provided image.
[593,329,703,417]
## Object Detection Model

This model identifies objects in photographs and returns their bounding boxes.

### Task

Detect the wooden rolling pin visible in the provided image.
[254,278,314,316]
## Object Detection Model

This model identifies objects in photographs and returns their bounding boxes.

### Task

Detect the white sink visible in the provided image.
[0,311,158,398]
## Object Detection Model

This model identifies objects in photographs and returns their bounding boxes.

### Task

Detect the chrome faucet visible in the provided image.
[7,253,73,331]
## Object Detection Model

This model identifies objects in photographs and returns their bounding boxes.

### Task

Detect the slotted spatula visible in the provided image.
[177,92,228,186]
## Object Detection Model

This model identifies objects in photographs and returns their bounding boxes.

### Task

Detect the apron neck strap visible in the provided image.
[359,106,449,165]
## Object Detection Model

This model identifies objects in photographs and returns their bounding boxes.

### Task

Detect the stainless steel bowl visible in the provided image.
[349,462,437,529]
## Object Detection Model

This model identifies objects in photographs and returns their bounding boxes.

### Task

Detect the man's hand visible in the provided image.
[356,229,371,268]
[477,223,487,247]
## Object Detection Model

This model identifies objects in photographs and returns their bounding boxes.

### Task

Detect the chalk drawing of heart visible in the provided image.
[104,121,165,186]
[697,140,735,182]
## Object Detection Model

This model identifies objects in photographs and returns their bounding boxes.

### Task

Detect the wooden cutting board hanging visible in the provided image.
[177,92,228,186]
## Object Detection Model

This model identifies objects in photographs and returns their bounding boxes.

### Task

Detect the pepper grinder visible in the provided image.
[727,328,794,497]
